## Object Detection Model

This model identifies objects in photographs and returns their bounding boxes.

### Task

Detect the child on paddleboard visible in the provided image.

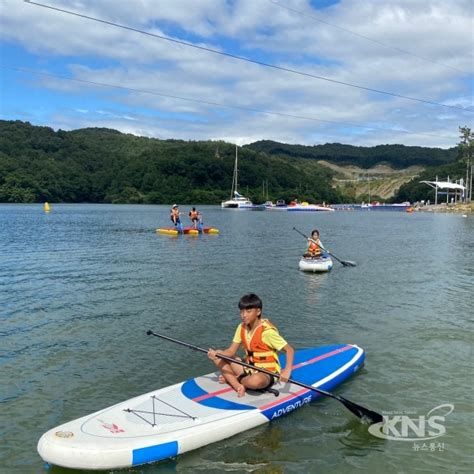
[208,293,294,397]
[304,229,328,258]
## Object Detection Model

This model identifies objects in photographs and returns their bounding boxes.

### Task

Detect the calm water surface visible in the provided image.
[0,204,472,473]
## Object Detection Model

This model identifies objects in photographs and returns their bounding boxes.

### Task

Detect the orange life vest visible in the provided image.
[308,238,321,255]
[240,319,280,373]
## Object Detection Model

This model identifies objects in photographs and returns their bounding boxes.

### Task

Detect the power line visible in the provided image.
[2,65,459,141]
[269,0,469,75]
[24,0,472,113]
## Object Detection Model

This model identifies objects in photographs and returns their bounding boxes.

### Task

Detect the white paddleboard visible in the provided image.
[38,344,365,470]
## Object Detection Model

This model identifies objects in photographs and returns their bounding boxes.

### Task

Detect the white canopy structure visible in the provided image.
[420,177,466,205]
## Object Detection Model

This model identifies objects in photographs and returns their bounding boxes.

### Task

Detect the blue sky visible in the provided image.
[1,0,473,148]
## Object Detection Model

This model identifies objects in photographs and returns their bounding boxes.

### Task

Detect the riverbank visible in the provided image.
[416,202,474,214]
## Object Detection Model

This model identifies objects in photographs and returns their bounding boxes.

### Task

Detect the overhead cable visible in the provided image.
[2,65,459,140]
[269,0,469,75]
[24,0,471,113]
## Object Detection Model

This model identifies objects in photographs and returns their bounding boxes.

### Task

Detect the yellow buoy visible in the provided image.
[43,202,51,213]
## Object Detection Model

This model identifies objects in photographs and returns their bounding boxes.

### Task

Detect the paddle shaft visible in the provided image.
[292,227,355,267]
[147,330,382,424]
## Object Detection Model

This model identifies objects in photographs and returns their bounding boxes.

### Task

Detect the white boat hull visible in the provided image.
[299,256,333,272]
[288,205,334,212]
[221,200,265,210]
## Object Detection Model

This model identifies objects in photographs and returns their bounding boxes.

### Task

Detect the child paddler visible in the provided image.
[208,293,294,397]
[304,229,327,258]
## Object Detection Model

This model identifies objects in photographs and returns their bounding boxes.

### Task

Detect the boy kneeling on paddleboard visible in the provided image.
[208,293,294,397]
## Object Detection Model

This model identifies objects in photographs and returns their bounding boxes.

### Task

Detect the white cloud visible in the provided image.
[1,0,472,148]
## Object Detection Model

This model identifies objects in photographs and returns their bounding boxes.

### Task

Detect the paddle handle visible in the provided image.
[292,227,308,239]
[147,330,207,355]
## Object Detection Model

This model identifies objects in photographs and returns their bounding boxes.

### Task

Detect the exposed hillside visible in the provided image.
[317,160,424,200]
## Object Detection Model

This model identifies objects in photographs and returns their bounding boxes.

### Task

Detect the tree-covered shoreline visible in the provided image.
[0,120,461,204]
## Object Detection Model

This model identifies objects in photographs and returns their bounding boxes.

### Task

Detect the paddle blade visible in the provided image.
[341,260,357,267]
[338,396,383,424]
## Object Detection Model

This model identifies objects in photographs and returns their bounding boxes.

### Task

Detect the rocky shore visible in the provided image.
[417,202,474,214]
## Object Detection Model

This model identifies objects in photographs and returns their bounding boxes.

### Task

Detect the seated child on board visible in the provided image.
[303,229,328,258]
[207,293,294,397]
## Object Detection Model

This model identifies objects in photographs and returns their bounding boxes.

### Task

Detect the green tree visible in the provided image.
[458,126,473,202]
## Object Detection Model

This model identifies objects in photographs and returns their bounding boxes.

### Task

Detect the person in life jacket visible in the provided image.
[304,229,327,258]
[170,204,181,226]
[208,293,294,398]
[188,207,201,229]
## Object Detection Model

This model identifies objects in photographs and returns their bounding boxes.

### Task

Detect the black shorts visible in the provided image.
[237,368,277,390]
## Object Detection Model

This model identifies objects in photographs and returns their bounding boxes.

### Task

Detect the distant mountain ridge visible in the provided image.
[0,120,339,203]
[245,140,457,169]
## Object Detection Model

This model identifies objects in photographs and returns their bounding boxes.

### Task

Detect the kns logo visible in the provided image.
[368,404,453,441]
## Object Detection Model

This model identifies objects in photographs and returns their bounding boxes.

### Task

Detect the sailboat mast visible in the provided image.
[235,145,238,195]
[229,145,237,199]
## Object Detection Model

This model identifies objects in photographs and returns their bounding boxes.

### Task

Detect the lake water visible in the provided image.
[1,204,472,473]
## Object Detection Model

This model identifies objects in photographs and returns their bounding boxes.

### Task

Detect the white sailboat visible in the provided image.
[221,146,262,209]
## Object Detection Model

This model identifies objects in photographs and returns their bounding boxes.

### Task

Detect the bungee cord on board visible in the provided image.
[124,395,197,428]
[23,0,471,114]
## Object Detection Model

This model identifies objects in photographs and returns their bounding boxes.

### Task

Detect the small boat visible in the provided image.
[222,192,265,210]
[37,344,365,470]
[287,202,334,212]
[359,202,411,211]
[221,146,262,209]
[264,199,287,210]
[156,226,219,236]
[299,255,333,272]
[221,191,255,209]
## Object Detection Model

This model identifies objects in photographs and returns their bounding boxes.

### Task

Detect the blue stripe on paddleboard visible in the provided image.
[181,378,255,410]
[260,348,365,420]
[132,441,178,465]
[182,345,363,412]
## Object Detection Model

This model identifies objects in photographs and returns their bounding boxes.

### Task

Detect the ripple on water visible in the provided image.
[0,205,472,473]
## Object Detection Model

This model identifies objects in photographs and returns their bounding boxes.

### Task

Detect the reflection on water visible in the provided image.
[0,205,472,473]
[301,272,329,306]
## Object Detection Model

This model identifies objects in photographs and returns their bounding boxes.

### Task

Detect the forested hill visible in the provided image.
[0,120,341,204]
[246,140,457,169]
